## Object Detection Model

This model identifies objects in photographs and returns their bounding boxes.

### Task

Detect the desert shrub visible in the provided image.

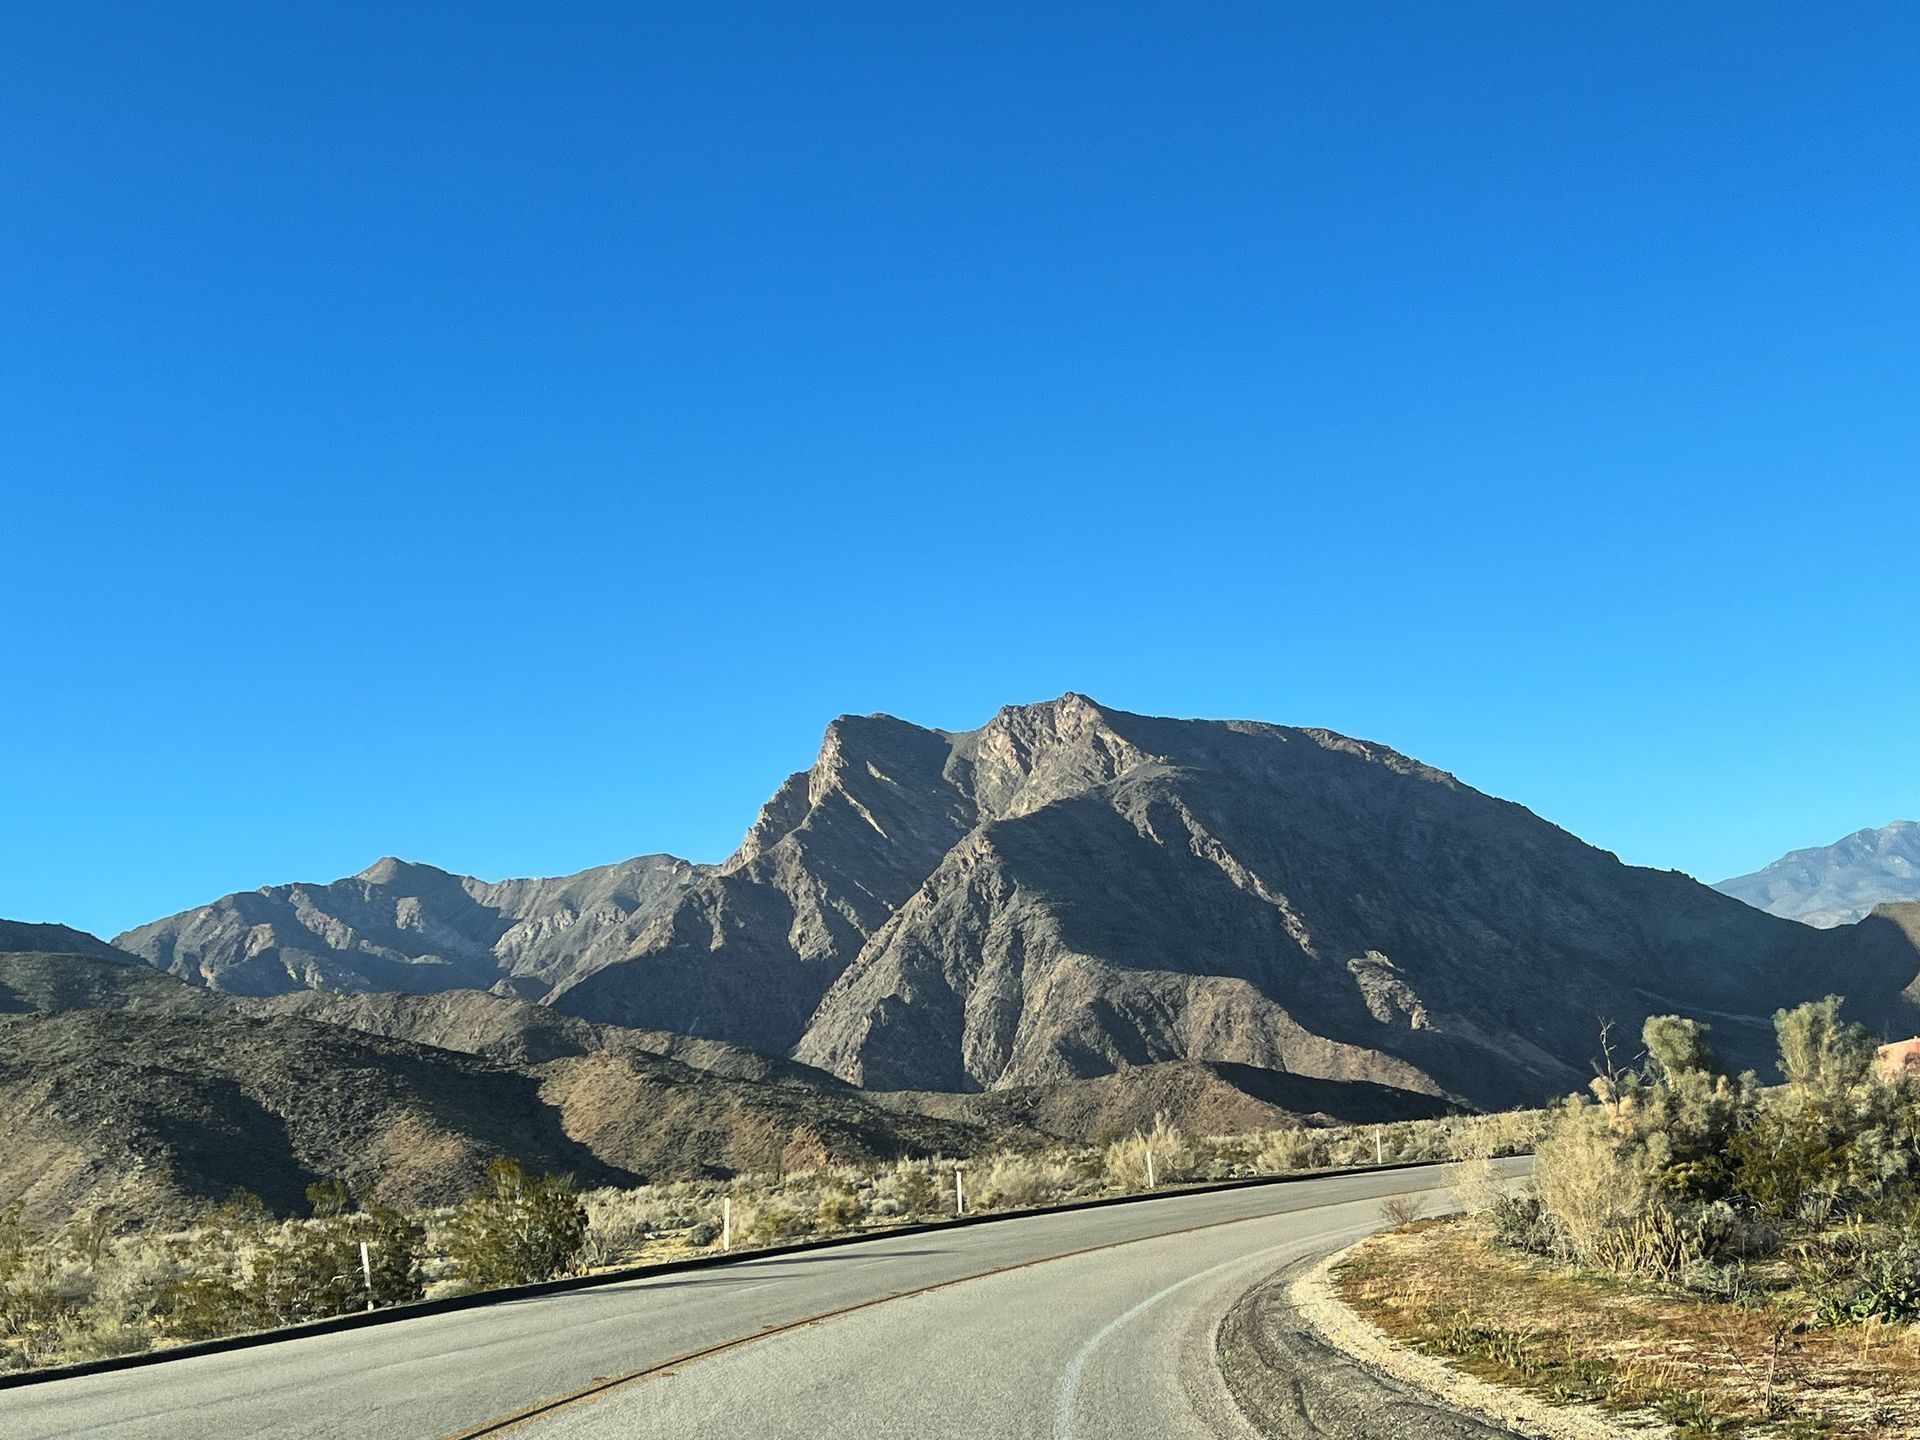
[0,1225,95,1369]
[1251,1127,1318,1174]
[1533,1099,1657,1263]
[743,1203,807,1244]
[1774,996,1877,1094]
[246,1224,359,1326]
[1642,1014,1722,1083]
[973,1153,1076,1210]
[1488,1191,1556,1255]
[1526,1003,1920,1300]
[1105,1114,1193,1190]
[1447,1153,1506,1215]
[305,1178,351,1219]
[580,1188,655,1267]
[205,1190,271,1233]
[1726,1107,1849,1221]
[816,1190,864,1230]
[893,1166,937,1215]
[153,1266,252,1342]
[444,1159,587,1291]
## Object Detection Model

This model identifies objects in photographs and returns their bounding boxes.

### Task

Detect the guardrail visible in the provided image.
[0,1154,1524,1390]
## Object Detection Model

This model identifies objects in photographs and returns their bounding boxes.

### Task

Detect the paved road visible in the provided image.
[6,1161,1529,1440]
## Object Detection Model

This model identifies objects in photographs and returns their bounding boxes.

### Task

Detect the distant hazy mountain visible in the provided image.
[1716,822,1920,928]
[115,695,1920,1112]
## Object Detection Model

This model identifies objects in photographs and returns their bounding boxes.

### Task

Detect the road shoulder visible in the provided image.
[1215,1244,1662,1440]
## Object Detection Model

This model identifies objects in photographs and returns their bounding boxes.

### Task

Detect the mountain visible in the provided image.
[0,941,994,1231]
[1716,822,1920,928]
[880,1062,1455,1143]
[114,696,1920,1112]
[0,919,141,964]
[114,854,699,998]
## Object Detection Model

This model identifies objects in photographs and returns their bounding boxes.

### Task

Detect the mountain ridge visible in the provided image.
[110,695,1920,1112]
[1716,820,1920,928]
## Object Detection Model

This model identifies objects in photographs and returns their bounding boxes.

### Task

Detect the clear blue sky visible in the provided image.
[4,3,1916,939]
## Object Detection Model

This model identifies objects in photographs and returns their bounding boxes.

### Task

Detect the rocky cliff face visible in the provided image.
[115,696,1920,1111]
[1716,821,1920,928]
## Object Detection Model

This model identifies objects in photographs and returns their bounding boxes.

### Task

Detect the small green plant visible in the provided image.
[1652,1389,1734,1435]
[444,1159,586,1291]
[745,1204,806,1244]
[894,1167,936,1215]
[816,1190,863,1230]
[305,1178,351,1219]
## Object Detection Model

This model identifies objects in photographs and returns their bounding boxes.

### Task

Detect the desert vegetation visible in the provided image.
[1338,998,1920,1437]
[0,1107,1536,1374]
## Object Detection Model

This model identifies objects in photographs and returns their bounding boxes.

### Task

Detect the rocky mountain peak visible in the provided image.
[948,693,1160,821]
[352,857,459,888]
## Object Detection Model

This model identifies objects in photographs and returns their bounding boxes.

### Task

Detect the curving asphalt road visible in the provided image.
[5,1160,1529,1440]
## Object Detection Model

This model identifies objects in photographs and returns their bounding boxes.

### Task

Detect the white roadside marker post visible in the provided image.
[1375,1129,1384,1166]
[359,1241,374,1312]
[1145,1147,1156,1191]
[955,1167,965,1216]
[722,1196,732,1251]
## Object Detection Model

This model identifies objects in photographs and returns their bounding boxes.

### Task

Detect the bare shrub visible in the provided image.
[1251,1126,1319,1175]
[1378,1193,1426,1228]
[580,1189,654,1268]
[1105,1114,1193,1191]
[1447,1153,1506,1216]
[974,1153,1077,1209]
[1532,1101,1656,1266]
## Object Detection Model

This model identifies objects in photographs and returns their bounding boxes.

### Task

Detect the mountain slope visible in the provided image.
[1716,821,1920,927]
[112,696,1920,1114]
[0,946,993,1230]
[0,919,141,964]
[114,854,699,997]
[783,702,1920,1104]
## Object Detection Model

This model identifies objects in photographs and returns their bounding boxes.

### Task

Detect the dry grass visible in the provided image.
[1337,1218,1920,1438]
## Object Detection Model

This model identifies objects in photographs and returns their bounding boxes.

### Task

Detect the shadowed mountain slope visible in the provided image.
[879,1061,1456,1144]
[0,947,992,1231]
[0,920,139,964]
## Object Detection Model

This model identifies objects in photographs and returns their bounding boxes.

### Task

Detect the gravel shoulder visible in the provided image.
[1215,1243,1668,1440]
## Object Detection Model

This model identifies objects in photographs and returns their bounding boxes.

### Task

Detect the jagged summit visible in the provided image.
[353,856,458,886]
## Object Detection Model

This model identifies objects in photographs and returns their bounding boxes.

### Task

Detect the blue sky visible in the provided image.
[4,3,1916,939]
